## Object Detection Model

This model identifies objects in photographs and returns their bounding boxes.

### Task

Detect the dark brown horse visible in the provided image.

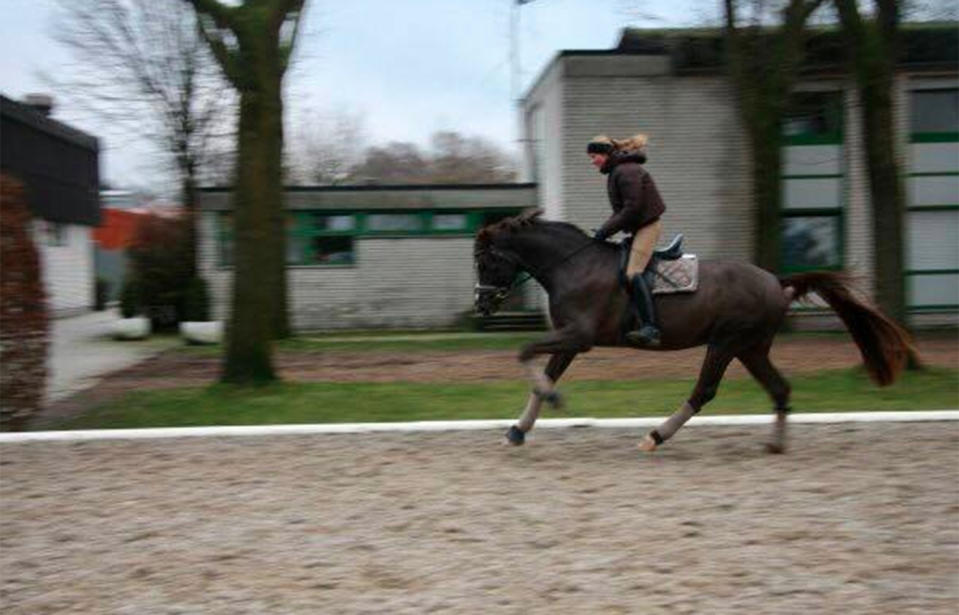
[473,210,916,453]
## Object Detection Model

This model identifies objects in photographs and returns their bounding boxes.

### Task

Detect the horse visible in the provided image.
[473,210,916,453]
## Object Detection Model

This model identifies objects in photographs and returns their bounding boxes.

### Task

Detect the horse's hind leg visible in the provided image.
[639,345,735,452]
[506,352,576,446]
[738,344,792,453]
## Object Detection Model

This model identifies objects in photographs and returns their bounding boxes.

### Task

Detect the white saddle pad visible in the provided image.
[650,254,698,295]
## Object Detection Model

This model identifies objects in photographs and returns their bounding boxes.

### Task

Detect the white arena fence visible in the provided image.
[1,411,957,443]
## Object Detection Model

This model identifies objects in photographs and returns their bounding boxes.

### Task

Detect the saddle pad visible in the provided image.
[651,254,698,295]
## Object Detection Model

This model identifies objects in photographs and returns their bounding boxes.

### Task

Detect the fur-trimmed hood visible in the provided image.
[600,149,647,174]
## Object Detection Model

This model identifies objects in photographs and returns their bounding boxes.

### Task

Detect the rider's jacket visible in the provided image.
[596,149,666,239]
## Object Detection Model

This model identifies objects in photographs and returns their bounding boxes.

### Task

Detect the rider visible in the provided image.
[587,133,665,347]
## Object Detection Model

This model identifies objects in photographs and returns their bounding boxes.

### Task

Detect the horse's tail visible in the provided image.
[779,271,919,386]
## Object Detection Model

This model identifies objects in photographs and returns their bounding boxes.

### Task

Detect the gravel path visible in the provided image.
[2,421,957,614]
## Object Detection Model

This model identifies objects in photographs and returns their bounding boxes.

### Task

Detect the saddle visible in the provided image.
[618,233,699,295]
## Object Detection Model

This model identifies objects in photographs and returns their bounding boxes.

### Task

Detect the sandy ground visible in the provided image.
[1,421,957,614]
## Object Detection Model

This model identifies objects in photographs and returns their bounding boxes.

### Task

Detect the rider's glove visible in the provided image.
[592,228,610,241]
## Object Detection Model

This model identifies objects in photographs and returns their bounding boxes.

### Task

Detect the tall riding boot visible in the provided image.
[626,272,661,347]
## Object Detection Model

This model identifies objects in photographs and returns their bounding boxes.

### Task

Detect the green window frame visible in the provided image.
[214,207,521,268]
[906,87,959,311]
[780,91,846,273]
[288,212,358,266]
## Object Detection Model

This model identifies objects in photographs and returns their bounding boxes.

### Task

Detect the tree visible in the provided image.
[723,0,827,272]
[184,0,306,383]
[346,131,518,185]
[289,108,367,185]
[833,0,908,325]
[53,0,234,276]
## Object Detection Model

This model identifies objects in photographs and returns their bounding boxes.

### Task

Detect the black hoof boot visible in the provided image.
[625,325,661,347]
[505,425,526,446]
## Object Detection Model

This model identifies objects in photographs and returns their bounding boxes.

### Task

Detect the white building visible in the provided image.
[520,26,958,325]
[1,94,100,317]
[197,184,537,330]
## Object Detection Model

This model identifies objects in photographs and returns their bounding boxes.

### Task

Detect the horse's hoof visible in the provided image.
[638,435,658,453]
[765,443,785,455]
[505,425,526,446]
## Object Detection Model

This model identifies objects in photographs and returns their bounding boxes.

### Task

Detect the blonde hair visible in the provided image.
[590,133,649,152]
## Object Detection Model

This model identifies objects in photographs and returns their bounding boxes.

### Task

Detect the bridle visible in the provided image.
[474,238,600,302]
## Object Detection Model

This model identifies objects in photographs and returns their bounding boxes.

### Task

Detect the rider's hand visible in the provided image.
[592,228,610,241]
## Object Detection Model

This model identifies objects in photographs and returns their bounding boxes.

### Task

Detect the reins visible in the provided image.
[501,238,601,293]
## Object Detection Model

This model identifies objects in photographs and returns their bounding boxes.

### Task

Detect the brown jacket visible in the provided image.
[596,150,666,238]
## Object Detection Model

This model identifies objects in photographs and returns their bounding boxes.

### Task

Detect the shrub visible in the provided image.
[0,174,49,431]
[119,274,142,318]
[182,276,210,322]
[94,277,111,311]
[128,214,193,329]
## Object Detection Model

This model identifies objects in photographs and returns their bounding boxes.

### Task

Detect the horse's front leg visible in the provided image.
[506,352,576,445]
[506,327,591,446]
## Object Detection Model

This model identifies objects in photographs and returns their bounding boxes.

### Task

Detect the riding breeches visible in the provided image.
[626,220,662,277]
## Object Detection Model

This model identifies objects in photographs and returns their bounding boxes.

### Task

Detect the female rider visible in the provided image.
[587,133,665,347]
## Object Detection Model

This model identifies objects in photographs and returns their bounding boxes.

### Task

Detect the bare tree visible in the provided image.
[347,131,518,185]
[833,0,908,325]
[723,0,827,273]
[52,0,234,274]
[288,108,367,185]
[184,0,306,384]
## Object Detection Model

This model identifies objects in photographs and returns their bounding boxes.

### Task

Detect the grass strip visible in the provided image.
[41,367,958,431]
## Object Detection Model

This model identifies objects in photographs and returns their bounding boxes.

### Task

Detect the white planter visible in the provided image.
[112,317,151,340]
[180,321,224,345]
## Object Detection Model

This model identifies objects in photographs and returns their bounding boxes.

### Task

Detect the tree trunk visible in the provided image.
[222,84,282,383]
[748,118,785,272]
[835,1,908,326]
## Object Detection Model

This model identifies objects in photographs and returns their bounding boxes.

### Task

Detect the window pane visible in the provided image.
[908,175,959,206]
[366,213,423,232]
[287,235,306,265]
[311,236,355,265]
[908,210,959,270]
[783,216,840,269]
[910,89,959,133]
[908,273,959,307]
[782,92,843,138]
[782,177,842,209]
[313,213,355,232]
[432,213,468,231]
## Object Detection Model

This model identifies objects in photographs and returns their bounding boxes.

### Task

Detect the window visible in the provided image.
[906,87,959,310]
[910,89,959,135]
[780,91,845,271]
[289,212,357,266]
[39,221,67,247]
[365,213,424,233]
[782,216,841,269]
[781,92,843,144]
[431,213,469,232]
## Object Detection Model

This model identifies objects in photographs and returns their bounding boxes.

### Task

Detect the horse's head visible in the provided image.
[473,229,520,316]
[472,210,542,316]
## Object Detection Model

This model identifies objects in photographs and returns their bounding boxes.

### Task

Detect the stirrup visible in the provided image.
[626,325,661,347]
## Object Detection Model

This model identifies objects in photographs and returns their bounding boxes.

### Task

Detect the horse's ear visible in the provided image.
[475,226,492,247]
[517,208,544,224]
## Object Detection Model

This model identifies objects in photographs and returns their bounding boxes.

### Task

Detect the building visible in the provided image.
[520,24,958,325]
[197,183,536,330]
[1,94,100,317]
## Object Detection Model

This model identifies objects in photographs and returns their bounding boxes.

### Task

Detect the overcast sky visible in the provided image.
[0,0,712,195]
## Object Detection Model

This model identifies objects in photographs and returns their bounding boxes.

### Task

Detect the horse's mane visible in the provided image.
[475,209,588,252]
